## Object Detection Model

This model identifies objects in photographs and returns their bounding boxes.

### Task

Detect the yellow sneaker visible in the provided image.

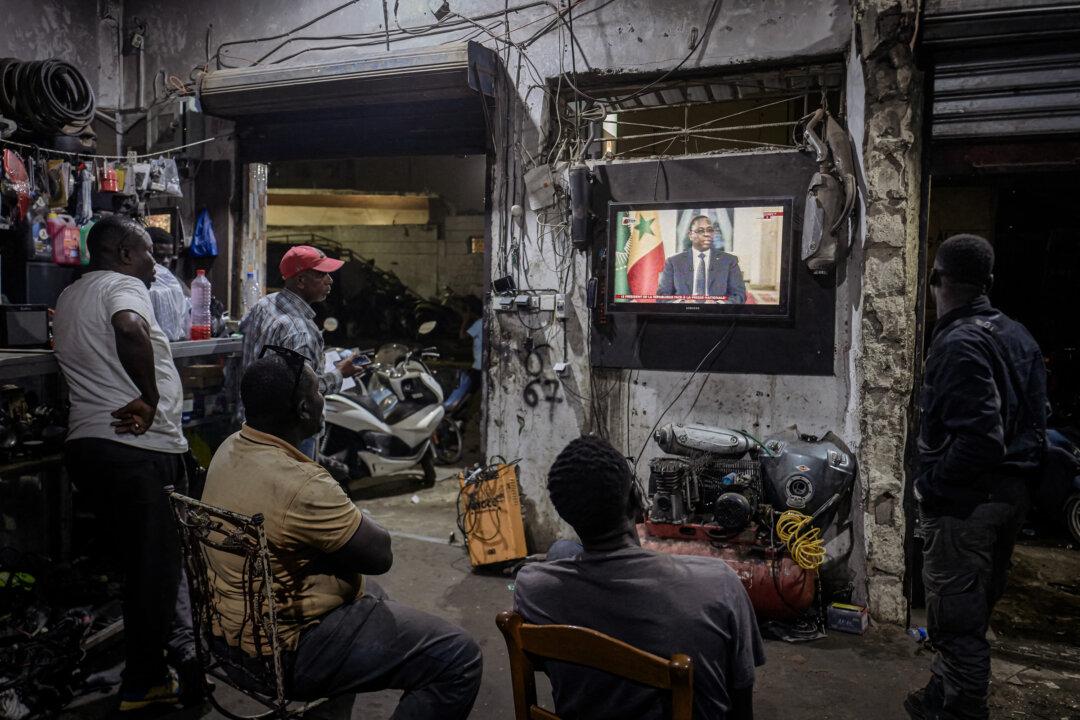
[118,675,181,712]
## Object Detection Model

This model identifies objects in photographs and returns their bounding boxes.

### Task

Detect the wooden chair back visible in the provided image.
[495,610,694,720]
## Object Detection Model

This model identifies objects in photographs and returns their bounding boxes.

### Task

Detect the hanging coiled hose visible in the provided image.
[0,58,96,136]
[776,509,827,571]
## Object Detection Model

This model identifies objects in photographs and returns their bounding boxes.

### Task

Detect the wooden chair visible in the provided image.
[495,610,694,720]
[167,487,329,719]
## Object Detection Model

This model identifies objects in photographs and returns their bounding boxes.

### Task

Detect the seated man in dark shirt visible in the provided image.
[514,436,765,720]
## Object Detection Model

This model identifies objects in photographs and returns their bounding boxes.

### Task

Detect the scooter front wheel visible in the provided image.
[420,448,437,488]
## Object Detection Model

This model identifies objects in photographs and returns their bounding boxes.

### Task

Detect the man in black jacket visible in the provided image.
[907,235,1047,720]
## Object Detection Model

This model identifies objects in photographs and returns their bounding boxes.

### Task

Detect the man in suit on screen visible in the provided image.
[657,215,747,303]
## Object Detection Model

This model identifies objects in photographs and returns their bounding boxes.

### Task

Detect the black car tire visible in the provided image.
[1066,493,1080,546]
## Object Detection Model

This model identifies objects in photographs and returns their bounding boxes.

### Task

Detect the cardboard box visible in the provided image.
[459,464,528,567]
[827,602,870,635]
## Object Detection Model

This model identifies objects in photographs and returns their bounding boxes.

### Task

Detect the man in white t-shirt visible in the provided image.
[54,215,198,713]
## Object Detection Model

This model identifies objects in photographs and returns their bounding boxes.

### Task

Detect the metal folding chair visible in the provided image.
[167,487,329,719]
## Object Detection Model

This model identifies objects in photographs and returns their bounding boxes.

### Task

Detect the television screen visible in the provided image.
[607,199,793,318]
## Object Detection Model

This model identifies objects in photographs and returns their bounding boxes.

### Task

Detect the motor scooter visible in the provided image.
[320,344,445,486]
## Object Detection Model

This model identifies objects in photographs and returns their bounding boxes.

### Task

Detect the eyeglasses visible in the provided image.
[258,344,311,399]
[691,226,716,235]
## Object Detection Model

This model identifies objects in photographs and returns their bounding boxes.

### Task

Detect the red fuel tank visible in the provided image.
[638,523,816,621]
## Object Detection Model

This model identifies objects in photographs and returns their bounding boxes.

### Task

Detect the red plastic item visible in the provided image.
[3,150,30,222]
[48,214,81,266]
[98,163,118,192]
[638,523,817,621]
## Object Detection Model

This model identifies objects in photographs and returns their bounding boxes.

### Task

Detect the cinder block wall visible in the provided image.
[269,215,485,300]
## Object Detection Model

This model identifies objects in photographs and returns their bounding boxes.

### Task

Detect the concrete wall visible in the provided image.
[122,0,924,618]
[851,0,923,623]
[270,156,488,215]
[0,0,119,108]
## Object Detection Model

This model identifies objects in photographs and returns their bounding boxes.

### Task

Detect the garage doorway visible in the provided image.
[201,43,500,518]
[916,151,1080,659]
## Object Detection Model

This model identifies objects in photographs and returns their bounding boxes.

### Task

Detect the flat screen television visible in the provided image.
[606,198,794,319]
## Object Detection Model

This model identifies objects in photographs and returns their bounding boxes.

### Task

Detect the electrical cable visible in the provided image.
[556,0,724,107]
[776,510,826,570]
[214,0,554,68]
[632,321,738,472]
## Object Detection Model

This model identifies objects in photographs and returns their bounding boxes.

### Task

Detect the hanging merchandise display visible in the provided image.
[0,135,217,292]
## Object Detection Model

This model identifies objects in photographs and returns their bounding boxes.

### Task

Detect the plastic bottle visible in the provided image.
[190,269,212,340]
[242,269,261,318]
[48,213,81,266]
[78,220,95,266]
[907,626,929,643]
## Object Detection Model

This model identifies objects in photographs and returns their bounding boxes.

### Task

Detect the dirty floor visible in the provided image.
[63,468,1080,719]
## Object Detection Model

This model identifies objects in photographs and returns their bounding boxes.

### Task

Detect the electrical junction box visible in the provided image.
[524,163,558,210]
[555,293,569,319]
[538,294,556,311]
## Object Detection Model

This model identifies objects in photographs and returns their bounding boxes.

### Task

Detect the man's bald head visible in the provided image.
[87,215,157,287]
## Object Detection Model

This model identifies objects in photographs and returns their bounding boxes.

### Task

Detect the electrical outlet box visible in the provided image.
[539,294,556,311]
[527,295,541,311]
[495,296,515,312]
[554,293,569,319]
[514,294,531,307]
[553,361,569,376]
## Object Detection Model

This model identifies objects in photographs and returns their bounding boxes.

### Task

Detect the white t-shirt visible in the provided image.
[54,270,188,454]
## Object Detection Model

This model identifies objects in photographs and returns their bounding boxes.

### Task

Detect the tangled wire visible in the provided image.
[776,510,826,571]
[0,58,95,136]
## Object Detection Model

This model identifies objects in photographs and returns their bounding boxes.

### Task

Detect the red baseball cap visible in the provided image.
[280,245,345,279]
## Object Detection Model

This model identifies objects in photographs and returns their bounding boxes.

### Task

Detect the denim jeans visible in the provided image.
[288,582,482,720]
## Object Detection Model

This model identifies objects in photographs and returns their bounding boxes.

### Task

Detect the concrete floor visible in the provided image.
[63,466,1080,719]
[278,470,1080,720]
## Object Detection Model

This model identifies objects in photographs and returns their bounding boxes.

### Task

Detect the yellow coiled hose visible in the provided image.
[776,510,826,570]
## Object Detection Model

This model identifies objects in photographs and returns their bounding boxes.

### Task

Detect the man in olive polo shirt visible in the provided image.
[202,353,481,719]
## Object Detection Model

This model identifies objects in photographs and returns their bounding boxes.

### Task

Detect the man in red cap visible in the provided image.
[240,245,358,458]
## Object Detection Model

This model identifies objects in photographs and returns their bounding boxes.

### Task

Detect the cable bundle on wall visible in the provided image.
[0,58,96,137]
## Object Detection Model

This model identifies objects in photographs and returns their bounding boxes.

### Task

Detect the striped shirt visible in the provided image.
[239,289,342,395]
